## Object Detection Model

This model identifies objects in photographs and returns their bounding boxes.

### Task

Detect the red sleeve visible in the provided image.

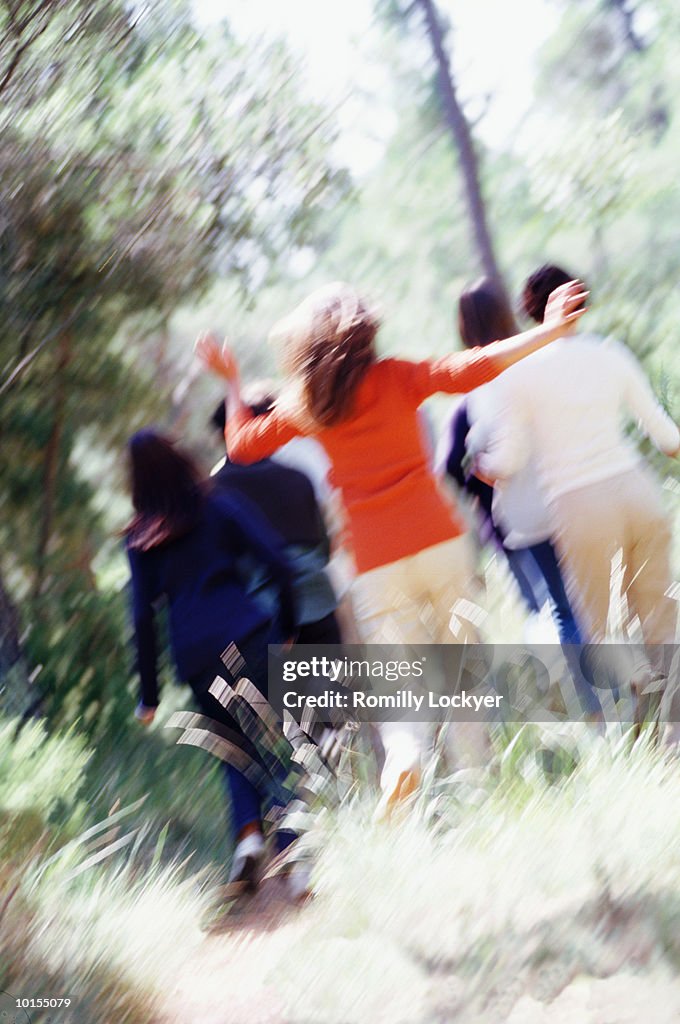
[225,404,302,464]
[391,349,500,406]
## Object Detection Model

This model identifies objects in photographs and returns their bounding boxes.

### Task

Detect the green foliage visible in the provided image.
[0,1,128,103]
[1,10,680,1016]
[537,0,669,133]
[0,717,217,1021]
[0,718,89,870]
[0,0,348,731]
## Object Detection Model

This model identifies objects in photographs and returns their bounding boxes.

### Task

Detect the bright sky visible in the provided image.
[192,0,558,173]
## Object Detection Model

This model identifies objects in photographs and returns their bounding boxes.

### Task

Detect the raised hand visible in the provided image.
[194,332,240,382]
[543,280,589,332]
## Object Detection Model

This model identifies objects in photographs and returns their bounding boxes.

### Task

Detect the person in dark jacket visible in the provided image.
[211,389,341,645]
[125,428,297,890]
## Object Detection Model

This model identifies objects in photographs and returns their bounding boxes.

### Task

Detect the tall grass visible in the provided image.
[0,717,219,1023]
[3,715,680,1023]
[262,726,680,1023]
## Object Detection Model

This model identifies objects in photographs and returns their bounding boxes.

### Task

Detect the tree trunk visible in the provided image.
[415,0,514,315]
[33,330,71,602]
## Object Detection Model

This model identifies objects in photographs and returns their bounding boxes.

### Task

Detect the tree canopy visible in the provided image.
[0,0,348,726]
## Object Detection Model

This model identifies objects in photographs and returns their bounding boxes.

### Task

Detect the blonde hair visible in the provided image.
[269,282,379,427]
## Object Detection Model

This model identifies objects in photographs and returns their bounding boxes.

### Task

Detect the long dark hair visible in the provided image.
[458,278,517,349]
[270,283,379,428]
[125,429,206,551]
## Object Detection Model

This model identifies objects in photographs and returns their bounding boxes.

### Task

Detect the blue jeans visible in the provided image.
[505,540,582,645]
[505,542,602,716]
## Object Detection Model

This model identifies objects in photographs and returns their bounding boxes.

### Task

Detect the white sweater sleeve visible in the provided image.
[617,343,680,455]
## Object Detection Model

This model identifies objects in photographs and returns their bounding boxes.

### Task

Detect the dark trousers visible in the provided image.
[501,540,602,716]
[504,541,603,715]
[189,624,295,844]
[296,611,342,645]
[505,540,582,645]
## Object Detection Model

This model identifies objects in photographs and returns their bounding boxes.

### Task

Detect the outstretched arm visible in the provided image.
[484,280,588,372]
[195,332,301,462]
[195,330,243,420]
[407,281,588,404]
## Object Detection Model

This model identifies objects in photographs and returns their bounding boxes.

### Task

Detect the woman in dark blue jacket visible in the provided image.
[125,428,297,890]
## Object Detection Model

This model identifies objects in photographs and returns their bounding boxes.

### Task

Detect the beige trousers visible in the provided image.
[351,535,480,646]
[550,466,677,685]
[351,536,489,799]
[553,468,675,733]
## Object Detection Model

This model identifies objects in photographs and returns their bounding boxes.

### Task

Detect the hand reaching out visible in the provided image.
[543,280,589,334]
[194,332,240,382]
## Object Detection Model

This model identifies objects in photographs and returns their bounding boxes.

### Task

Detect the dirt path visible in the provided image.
[156,878,309,1024]
[155,879,680,1024]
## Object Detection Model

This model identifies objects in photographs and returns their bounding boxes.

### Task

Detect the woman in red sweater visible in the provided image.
[196,280,586,803]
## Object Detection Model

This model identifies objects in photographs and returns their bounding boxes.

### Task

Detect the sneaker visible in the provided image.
[387,768,420,809]
[375,768,421,822]
[226,832,265,895]
[287,861,313,903]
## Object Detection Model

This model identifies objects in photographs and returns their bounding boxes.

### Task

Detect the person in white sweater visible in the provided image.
[474,264,679,687]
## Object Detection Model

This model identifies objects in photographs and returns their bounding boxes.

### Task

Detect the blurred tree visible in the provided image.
[531,0,680,373]
[0,1,112,97]
[0,0,348,728]
[376,0,515,321]
[538,0,670,138]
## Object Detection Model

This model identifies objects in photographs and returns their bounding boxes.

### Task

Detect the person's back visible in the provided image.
[213,457,338,637]
[479,332,679,502]
[125,431,299,892]
[129,489,289,684]
[295,358,475,574]
[214,458,325,549]
[473,263,678,662]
